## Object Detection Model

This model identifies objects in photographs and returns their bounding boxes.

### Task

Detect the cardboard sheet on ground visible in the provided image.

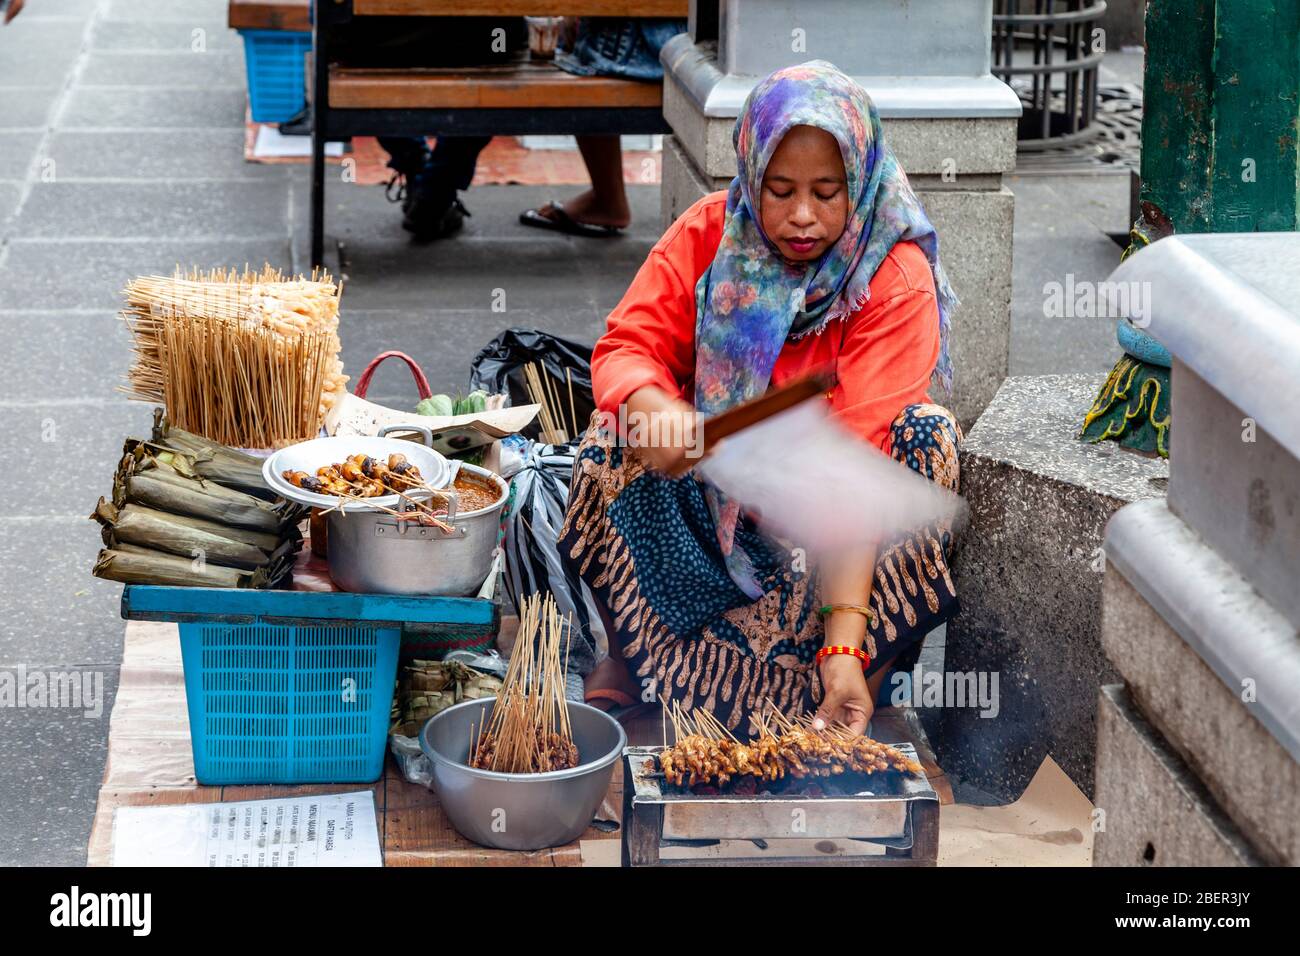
[111,791,382,867]
[697,399,964,552]
[937,756,1094,866]
[253,125,344,159]
[92,622,1093,867]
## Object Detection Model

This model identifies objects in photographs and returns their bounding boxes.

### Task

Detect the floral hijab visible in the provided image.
[693,60,957,595]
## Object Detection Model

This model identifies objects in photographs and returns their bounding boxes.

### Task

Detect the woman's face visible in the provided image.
[758,124,849,263]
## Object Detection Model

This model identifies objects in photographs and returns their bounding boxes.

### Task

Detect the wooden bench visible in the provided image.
[308,1,689,266]
[228,0,312,32]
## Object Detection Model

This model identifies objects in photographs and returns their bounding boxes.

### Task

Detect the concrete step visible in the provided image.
[931,373,1168,802]
[1093,684,1265,867]
[1102,497,1300,863]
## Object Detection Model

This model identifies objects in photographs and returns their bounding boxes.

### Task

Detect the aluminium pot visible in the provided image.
[419,698,626,850]
[326,463,507,596]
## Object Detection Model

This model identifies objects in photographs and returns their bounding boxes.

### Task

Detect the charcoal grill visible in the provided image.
[621,744,940,867]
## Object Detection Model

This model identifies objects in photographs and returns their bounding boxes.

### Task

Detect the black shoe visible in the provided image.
[403,195,470,242]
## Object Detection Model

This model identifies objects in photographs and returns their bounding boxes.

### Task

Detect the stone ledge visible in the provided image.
[932,374,1168,800]
[963,374,1170,501]
[1093,684,1266,867]
[1169,362,1300,630]
[1102,570,1299,864]
[1104,497,1300,767]
[664,71,1019,181]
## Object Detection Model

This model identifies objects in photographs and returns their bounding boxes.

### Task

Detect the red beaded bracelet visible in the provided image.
[815,645,871,671]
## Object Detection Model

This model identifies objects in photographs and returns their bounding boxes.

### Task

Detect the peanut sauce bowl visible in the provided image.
[419,698,627,851]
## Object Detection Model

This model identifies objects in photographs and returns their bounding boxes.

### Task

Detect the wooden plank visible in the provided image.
[355,0,687,16]
[229,0,312,32]
[329,63,663,110]
[221,781,385,810]
[122,584,497,627]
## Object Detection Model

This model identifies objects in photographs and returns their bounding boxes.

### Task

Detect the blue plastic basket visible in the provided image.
[240,29,311,124]
[178,621,400,785]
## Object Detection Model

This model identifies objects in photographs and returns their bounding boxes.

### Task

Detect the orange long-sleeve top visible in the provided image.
[591,191,941,454]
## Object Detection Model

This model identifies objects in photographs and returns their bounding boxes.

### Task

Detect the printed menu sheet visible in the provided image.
[112,791,382,867]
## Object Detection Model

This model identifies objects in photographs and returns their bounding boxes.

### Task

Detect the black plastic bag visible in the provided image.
[498,438,604,678]
[469,329,596,441]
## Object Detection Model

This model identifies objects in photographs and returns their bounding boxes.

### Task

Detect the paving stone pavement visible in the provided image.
[0,1,1139,862]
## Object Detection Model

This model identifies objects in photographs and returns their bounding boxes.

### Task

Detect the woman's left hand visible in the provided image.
[813,654,874,736]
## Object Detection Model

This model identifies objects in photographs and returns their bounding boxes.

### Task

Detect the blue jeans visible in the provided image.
[555,18,687,82]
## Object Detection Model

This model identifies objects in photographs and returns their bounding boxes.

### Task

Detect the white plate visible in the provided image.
[263,434,451,511]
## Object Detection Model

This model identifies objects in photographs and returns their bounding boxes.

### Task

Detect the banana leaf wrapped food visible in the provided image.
[389,660,504,737]
[92,498,298,571]
[115,442,301,532]
[93,548,266,589]
[91,425,306,589]
[149,418,271,492]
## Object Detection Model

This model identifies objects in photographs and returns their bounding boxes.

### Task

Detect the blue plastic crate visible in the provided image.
[122,585,500,785]
[240,29,311,124]
[179,621,400,785]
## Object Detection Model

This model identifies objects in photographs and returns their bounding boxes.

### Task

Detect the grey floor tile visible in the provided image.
[0,664,119,866]
[0,522,128,664]
[337,308,603,405]
[0,18,86,88]
[0,311,132,402]
[0,182,20,225]
[60,86,246,129]
[14,180,289,239]
[80,49,245,89]
[0,129,42,181]
[0,237,292,309]
[92,18,238,53]
[104,0,229,21]
[1007,175,1124,376]
[18,0,99,17]
[0,401,156,518]
[0,86,61,128]
[45,128,255,180]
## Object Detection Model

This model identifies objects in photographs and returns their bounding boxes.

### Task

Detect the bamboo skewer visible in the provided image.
[470,592,577,774]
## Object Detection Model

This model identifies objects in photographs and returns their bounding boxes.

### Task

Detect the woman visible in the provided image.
[559,61,962,735]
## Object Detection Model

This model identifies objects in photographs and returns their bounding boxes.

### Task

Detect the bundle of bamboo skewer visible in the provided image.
[120,265,349,448]
[523,361,581,445]
[469,592,579,774]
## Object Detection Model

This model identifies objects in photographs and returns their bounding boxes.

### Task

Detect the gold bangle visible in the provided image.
[818,603,874,624]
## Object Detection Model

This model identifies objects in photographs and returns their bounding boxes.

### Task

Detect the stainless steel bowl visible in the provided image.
[419,698,627,850]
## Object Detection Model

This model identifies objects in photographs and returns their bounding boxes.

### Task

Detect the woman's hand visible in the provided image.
[813,655,874,736]
[5,0,27,25]
[623,385,703,475]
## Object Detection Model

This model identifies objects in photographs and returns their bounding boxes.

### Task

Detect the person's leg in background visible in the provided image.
[401,135,494,241]
[526,135,632,234]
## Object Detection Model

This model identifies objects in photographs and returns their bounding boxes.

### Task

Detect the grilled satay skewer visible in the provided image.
[656,709,923,787]
[286,468,455,531]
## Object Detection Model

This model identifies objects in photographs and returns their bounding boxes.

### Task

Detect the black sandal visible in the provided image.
[519,200,624,238]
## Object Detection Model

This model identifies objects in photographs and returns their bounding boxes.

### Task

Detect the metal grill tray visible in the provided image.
[625,744,938,842]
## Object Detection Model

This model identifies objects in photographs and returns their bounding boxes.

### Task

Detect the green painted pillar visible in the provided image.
[1081,0,1300,456]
